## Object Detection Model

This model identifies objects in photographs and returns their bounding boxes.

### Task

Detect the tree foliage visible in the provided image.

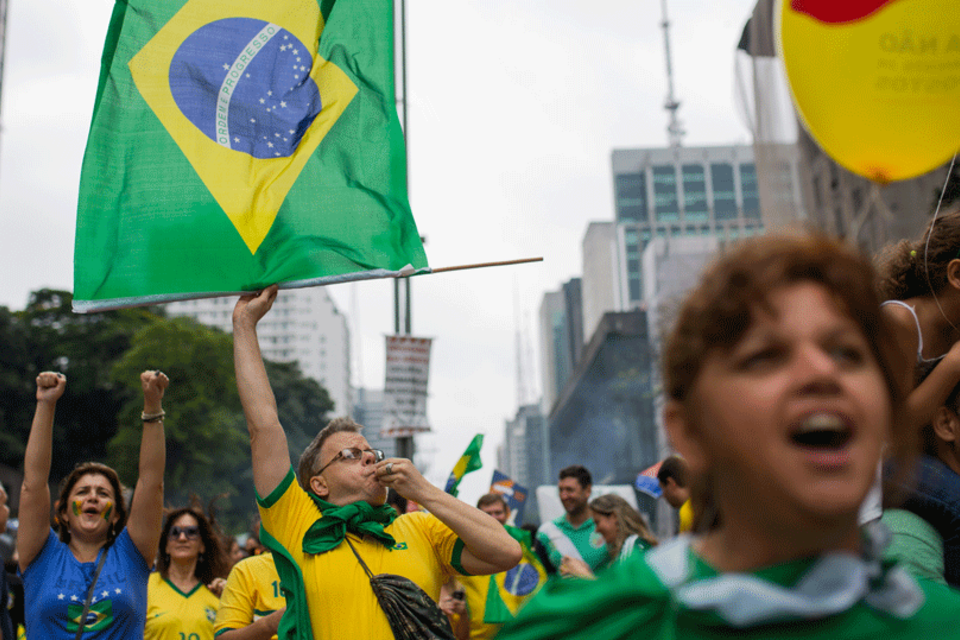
[0,289,162,478]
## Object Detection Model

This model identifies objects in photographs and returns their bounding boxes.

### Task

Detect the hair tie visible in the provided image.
[911,250,917,257]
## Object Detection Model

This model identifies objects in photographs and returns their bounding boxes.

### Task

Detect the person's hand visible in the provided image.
[141,370,169,412]
[36,371,66,404]
[376,458,432,502]
[207,577,227,597]
[233,284,279,329]
[439,592,466,616]
[559,556,595,579]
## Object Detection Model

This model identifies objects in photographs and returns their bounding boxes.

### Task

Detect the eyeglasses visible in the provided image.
[169,525,200,539]
[316,448,385,475]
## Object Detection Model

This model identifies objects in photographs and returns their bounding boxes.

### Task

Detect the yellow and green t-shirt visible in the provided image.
[257,468,466,640]
[145,571,219,640]
[214,552,284,639]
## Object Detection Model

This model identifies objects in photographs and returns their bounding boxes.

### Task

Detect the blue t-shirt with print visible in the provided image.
[22,528,150,639]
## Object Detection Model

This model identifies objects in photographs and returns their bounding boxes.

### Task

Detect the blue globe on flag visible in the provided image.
[169,17,322,159]
[503,562,541,597]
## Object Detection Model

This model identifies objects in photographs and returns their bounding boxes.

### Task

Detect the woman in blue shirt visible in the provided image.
[18,370,168,639]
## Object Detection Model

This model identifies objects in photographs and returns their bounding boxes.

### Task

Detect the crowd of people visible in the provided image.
[6,218,960,638]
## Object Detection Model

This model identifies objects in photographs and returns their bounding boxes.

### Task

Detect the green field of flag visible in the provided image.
[73,0,427,312]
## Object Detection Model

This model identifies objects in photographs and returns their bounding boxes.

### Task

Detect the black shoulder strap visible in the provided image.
[74,549,108,640]
[344,536,375,580]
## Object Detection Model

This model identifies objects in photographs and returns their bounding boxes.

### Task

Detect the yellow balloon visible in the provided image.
[778,0,960,183]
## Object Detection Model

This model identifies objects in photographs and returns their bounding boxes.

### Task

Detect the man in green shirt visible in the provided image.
[535,466,607,574]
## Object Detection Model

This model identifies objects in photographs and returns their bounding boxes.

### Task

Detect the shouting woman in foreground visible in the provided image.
[500,233,960,638]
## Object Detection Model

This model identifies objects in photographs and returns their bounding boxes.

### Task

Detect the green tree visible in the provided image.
[108,317,247,508]
[2,289,162,478]
[0,304,32,463]
[264,359,334,461]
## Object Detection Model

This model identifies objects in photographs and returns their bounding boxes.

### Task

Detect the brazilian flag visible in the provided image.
[443,434,483,497]
[67,600,114,633]
[483,526,546,624]
[73,0,428,312]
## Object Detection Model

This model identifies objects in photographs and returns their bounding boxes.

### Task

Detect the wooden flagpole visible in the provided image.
[408,257,543,276]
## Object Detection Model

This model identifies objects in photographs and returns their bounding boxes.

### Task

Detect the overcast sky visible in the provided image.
[0,0,761,504]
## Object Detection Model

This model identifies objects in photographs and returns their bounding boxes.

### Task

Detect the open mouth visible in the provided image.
[790,414,853,449]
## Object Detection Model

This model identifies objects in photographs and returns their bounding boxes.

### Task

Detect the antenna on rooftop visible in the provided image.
[660,0,685,148]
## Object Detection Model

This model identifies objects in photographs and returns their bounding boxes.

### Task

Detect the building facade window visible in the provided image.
[740,162,760,219]
[652,165,679,222]
[615,172,647,223]
[711,163,737,221]
[681,163,709,223]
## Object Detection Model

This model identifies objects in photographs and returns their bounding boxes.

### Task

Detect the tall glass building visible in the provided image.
[575,144,803,338]
[612,145,770,306]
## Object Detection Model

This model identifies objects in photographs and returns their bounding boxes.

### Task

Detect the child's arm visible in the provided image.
[883,303,960,430]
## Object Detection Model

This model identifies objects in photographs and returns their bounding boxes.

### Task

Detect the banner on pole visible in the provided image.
[73,0,428,312]
[381,335,432,438]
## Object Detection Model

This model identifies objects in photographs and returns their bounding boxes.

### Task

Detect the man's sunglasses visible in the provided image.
[316,448,385,475]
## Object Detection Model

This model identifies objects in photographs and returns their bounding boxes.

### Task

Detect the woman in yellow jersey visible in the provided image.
[145,506,227,640]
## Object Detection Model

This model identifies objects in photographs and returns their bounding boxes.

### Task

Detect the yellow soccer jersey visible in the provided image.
[258,468,465,640]
[145,572,220,640]
[679,500,694,534]
[214,552,284,639]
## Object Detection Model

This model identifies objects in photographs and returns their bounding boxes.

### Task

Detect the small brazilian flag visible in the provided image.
[73,0,428,312]
[67,600,114,633]
[444,434,483,497]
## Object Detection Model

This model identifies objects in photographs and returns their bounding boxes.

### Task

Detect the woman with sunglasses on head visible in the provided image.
[145,504,227,640]
[18,370,168,640]
[500,233,960,639]
[559,494,658,579]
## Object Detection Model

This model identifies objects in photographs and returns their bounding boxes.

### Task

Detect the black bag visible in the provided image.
[345,538,455,640]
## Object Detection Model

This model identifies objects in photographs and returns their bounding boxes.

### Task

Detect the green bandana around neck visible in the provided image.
[302,494,398,555]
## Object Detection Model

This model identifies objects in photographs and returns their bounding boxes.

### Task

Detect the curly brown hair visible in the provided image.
[877,205,960,301]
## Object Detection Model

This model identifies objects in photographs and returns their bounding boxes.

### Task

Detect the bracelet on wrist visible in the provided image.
[141,410,165,423]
